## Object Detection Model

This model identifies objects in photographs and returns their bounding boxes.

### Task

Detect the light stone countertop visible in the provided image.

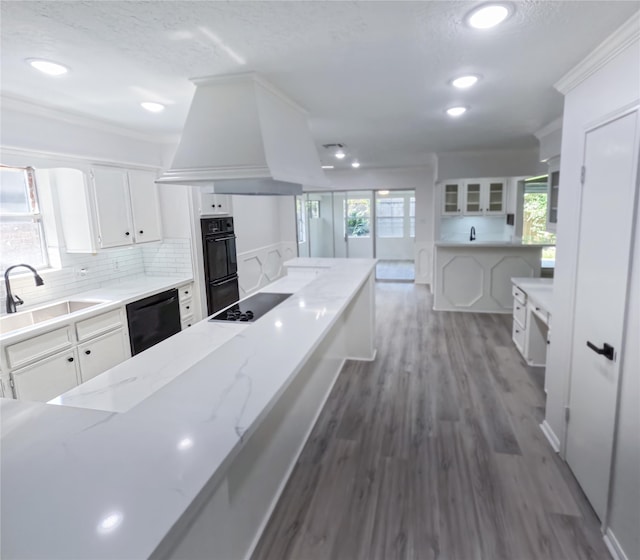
[0,258,377,560]
[512,277,554,315]
[435,241,554,248]
[0,275,193,345]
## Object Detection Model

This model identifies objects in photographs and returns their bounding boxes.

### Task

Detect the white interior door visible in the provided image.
[566,109,639,521]
[345,191,374,258]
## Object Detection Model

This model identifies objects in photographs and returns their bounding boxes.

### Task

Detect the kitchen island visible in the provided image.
[433,241,550,313]
[0,258,377,560]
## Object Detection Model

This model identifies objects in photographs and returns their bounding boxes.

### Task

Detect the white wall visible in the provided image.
[543,32,640,560]
[437,148,546,182]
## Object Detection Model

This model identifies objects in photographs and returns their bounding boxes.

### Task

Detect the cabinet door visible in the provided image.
[442,183,461,215]
[92,167,134,248]
[546,158,560,233]
[484,180,506,215]
[12,350,79,402]
[463,181,483,215]
[200,193,232,215]
[128,170,162,243]
[78,328,129,383]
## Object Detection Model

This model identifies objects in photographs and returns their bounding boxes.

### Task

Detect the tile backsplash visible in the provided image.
[0,238,192,314]
[439,216,514,242]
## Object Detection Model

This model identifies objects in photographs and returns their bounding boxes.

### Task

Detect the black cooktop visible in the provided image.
[208,292,293,323]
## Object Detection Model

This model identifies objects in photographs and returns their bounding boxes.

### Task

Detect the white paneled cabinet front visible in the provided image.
[128,170,162,243]
[92,166,135,248]
[461,179,506,216]
[78,328,129,382]
[91,166,162,249]
[12,349,80,402]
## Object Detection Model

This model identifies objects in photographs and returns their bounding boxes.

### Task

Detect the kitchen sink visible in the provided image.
[0,300,104,335]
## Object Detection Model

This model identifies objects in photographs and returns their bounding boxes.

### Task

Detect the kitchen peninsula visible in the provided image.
[433,241,550,312]
[0,258,376,560]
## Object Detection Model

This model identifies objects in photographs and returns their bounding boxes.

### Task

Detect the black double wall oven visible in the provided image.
[201,217,240,315]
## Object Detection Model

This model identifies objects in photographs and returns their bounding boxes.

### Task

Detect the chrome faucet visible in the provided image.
[4,264,45,314]
[470,226,476,241]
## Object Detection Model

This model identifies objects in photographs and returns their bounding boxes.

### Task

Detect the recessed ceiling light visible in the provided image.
[466,3,512,29]
[321,165,334,169]
[27,58,69,76]
[451,75,480,89]
[378,190,390,195]
[351,161,360,168]
[335,149,346,159]
[446,106,468,117]
[141,102,165,113]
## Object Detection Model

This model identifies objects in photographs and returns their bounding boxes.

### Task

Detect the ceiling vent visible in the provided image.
[157,73,329,195]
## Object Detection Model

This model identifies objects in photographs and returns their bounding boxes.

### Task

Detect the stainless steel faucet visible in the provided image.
[4,264,45,314]
[470,226,476,241]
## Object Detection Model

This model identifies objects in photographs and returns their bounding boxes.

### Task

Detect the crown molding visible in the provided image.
[534,116,563,140]
[555,12,640,95]
[1,94,178,145]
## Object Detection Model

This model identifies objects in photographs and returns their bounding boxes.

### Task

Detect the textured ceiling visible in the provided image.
[1,1,638,168]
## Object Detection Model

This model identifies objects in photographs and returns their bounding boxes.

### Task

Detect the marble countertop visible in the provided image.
[435,241,554,248]
[0,275,193,345]
[0,258,376,560]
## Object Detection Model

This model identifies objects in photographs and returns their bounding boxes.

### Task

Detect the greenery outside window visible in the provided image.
[347,198,371,238]
[0,166,49,270]
[522,181,556,264]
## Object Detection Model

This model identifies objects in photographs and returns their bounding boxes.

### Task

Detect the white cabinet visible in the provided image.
[179,283,195,329]
[56,166,162,252]
[128,170,162,243]
[462,179,506,216]
[546,157,560,233]
[78,328,129,382]
[12,349,80,402]
[441,182,462,215]
[198,192,232,216]
[92,167,135,248]
[92,166,162,248]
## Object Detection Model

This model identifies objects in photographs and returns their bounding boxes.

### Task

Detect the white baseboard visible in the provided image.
[540,420,560,452]
[345,348,378,362]
[604,528,629,560]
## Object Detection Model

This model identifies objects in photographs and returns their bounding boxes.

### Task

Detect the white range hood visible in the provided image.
[157,73,329,195]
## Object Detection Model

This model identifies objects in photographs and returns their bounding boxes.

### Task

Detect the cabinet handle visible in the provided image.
[186,305,190,310]
[185,291,189,295]
[515,330,520,333]
[218,204,222,208]
[67,357,74,362]
[516,306,521,310]
[535,307,540,311]
[85,350,91,355]
[211,204,216,208]
[139,230,144,234]
[125,231,130,236]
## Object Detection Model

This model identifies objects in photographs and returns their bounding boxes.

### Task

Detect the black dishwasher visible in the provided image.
[126,289,181,356]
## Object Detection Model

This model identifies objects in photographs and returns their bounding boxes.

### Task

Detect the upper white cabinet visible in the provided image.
[92,166,162,248]
[441,182,462,215]
[462,179,506,216]
[198,191,232,216]
[546,157,560,233]
[127,170,162,243]
[55,166,162,252]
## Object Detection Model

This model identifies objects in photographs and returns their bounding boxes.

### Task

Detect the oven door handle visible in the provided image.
[134,296,178,311]
[211,236,236,242]
[212,277,237,287]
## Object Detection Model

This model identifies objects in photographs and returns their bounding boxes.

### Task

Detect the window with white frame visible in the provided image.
[0,166,49,270]
[296,196,307,244]
[376,197,405,238]
[409,196,416,238]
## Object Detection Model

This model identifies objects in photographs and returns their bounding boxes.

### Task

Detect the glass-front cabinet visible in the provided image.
[463,181,483,215]
[546,157,560,233]
[459,179,506,216]
[485,180,506,215]
[442,182,462,215]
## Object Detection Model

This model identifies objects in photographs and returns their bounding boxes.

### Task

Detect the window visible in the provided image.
[522,181,556,265]
[307,200,320,219]
[0,166,49,270]
[376,197,404,238]
[346,198,371,238]
[296,197,306,243]
[410,196,416,238]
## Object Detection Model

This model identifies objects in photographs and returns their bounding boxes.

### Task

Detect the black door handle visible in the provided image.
[586,341,615,361]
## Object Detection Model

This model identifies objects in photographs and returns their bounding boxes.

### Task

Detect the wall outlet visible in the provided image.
[75,267,88,279]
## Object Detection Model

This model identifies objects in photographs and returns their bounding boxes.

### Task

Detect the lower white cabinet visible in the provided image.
[78,328,129,383]
[12,349,80,402]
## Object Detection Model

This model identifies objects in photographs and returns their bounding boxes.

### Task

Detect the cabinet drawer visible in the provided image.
[181,315,194,330]
[513,299,527,328]
[6,326,73,369]
[512,285,527,305]
[179,284,193,301]
[76,309,123,341]
[512,321,526,354]
[180,300,193,318]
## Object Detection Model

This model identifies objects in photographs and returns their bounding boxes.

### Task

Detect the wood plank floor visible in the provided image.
[252,282,610,560]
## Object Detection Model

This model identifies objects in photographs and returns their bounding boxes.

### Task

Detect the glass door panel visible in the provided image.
[465,182,482,213]
[346,191,373,258]
[307,192,335,257]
